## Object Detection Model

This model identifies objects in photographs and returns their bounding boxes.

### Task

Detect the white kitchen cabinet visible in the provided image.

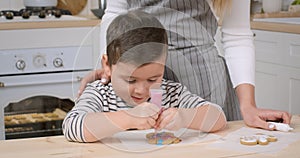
[253,29,300,114]
[0,24,101,140]
[0,25,101,68]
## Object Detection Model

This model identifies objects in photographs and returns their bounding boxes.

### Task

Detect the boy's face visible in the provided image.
[110,58,165,106]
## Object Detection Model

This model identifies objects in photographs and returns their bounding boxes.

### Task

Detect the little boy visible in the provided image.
[62,10,226,143]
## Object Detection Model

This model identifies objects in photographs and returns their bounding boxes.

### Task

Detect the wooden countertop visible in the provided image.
[0,16,101,30]
[251,21,300,34]
[1,14,299,34]
[1,115,300,158]
[250,12,300,34]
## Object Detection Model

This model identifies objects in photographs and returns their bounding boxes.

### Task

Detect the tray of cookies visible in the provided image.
[4,96,74,139]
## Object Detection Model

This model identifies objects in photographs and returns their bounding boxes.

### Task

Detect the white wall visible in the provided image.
[0,0,98,15]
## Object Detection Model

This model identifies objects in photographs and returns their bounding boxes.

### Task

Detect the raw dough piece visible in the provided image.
[146,132,181,145]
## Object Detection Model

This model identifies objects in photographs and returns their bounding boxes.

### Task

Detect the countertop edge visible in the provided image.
[1,17,299,34]
[251,21,300,34]
[0,19,101,30]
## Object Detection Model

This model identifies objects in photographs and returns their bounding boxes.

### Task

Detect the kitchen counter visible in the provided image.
[1,14,298,34]
[0,15,101,30]
[251,20,300,34]
[1,115,300,158]
[251,12,300,34]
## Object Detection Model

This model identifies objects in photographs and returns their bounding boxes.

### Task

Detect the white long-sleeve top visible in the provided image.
[99,0,255,88]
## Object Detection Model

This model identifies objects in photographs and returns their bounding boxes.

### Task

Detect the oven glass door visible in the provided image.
[5,96,73,139]
[0,71,88,139]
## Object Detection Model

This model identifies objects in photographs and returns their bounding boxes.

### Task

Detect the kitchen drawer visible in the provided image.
[253,29,300,69]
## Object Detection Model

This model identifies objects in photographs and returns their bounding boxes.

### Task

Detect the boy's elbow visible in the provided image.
[205,111,227,132]
[210,115,227,132]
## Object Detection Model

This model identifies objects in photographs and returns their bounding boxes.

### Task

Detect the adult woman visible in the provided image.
[79,0,291,130]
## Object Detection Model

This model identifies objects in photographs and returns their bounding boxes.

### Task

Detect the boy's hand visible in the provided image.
[125,102,160,130]
[155,108,184,131]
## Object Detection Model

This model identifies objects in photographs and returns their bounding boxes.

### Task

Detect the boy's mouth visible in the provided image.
[131,96,146,103]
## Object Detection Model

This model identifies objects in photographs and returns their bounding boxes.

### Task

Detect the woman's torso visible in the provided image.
[126,0,218,49]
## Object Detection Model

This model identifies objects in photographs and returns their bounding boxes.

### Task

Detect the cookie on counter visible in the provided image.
[240,133,277,146]
[146,132,181,145]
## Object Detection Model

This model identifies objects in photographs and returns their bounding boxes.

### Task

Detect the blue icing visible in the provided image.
[157,139,163,145]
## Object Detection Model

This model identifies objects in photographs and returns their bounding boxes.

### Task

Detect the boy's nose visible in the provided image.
[133,83,149,95]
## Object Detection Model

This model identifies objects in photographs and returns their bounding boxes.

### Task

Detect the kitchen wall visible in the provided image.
[0,0,99,16]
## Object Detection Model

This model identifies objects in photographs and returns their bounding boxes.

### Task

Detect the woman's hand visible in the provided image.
[78,69,111,97]
[236,83,292,130]
[241,105,292,130]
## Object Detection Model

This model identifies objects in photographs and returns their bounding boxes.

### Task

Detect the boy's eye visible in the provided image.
[148,79,157,82]
[125,79,136,84]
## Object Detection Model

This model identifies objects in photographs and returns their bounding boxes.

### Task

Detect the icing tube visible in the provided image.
[268,122,293,132]
[150,87,163,133]
[150,85,163,108]
[84,112,123,141]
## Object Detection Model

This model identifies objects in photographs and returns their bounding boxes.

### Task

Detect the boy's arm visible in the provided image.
[84,103,160,142]
[180,104,227,132]
[83,111,128,142]
[159,80,227,132]
[159,104,227,132]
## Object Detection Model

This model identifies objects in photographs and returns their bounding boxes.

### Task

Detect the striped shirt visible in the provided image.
[62,79,216,142]
[99,0,254,120]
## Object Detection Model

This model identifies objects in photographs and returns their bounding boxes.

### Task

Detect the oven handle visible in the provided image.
[0,71,88,87]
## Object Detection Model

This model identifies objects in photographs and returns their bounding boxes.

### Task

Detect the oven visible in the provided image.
[0,5,100,139]
[0,45,94,140]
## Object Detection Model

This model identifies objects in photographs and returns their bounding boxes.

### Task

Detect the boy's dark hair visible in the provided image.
[106,10,168,67]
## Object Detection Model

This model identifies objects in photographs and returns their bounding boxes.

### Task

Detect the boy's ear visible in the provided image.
[101,54,111,75]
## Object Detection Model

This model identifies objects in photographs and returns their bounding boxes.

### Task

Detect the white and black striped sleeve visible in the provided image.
[62,81,112,142]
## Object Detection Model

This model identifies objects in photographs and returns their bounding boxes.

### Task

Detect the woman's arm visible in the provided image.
[221,0,291,128]
[222,0,254,88]
[99,0,128,55]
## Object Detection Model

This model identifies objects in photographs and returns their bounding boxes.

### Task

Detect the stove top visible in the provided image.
[0,7,72,21]
[0,15,88,23]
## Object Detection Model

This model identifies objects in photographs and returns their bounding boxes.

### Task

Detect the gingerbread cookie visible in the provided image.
[240,136,258,145]
[240,133,277,146]
[255,133,277,142]
[146,132,181,145]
